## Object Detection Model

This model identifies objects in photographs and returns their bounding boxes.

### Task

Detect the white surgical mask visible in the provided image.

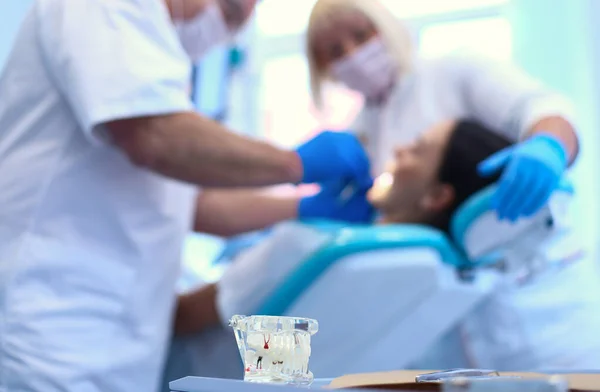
[330,38,397,101]
[175,1,231,61]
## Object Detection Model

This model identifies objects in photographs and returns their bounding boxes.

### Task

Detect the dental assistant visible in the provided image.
[0,1,371,391]
[307,0,579,222]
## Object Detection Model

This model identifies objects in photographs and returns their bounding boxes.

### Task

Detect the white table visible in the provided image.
[169,371,600,392]
[169,377,336,392]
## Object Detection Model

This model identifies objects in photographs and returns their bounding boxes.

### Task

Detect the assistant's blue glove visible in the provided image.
[298,178,375,223]
[478,133,568,222]
[296,131,372,188]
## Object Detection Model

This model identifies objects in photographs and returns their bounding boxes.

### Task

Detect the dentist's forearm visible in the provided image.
[194,189,300,237]
[526,115,579,165]
[106,112,303,187]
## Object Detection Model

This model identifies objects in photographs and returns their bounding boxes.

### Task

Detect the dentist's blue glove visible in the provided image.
[298,178,375,223]
[296,131,372,188]
[478,133,568,222]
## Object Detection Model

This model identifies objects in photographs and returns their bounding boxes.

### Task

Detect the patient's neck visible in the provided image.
[375,209,425,226]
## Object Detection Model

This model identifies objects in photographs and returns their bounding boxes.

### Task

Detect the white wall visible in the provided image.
[0,1,33,72]
[508,0,600,258]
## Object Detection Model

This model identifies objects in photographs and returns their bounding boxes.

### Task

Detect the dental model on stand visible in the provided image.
[230,315,318,386]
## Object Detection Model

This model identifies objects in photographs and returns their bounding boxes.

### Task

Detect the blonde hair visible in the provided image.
[306,0,413,109]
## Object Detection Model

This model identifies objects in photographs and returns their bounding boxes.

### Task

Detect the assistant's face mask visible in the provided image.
[330,38,397,102]
[175,1,231,61]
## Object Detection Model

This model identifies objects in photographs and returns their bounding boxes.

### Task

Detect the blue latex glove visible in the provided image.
[477,133,568,222]
[298,178,375,223]
[296,131,372,188]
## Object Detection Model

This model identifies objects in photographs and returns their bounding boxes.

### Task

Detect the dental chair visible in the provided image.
[161,181,576,388]
[255,179,575,376]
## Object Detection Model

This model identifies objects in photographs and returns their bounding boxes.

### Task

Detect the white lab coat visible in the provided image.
[0,1,197,391]
[353,52,576,174]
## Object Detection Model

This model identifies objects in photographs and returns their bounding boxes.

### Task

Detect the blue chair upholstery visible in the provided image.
[451,178,574,248]
[450,178,574,269]
[257,223,462,316]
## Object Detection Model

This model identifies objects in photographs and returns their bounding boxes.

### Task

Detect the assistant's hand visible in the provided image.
[298,179,375,223]
[478,133,568,222]
[295,131,372,187]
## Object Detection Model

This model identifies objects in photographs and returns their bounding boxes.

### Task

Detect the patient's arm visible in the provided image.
[174,283,221,336]
[193,189,300,237]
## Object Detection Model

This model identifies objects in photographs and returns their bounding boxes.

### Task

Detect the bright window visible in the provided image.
[259,54,363,148]
[255,0,509,38]
[419,17,513,61]
[380,0,508,19]
[256,0,318,38]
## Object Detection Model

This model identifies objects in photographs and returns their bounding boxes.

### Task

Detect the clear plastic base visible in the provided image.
[244,370,314,386]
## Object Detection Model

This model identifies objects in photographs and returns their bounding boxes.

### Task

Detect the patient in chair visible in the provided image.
[174,118,509,332]
[174,119,600,371]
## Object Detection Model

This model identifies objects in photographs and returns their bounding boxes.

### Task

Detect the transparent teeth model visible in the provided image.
[230,315,318,386]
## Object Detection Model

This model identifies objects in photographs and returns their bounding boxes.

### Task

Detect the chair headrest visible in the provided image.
[450,178,574,263]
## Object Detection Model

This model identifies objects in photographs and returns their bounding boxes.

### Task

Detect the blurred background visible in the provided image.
[3,0,599,284]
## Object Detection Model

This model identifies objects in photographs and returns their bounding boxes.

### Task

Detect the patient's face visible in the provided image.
[368,121,455,219]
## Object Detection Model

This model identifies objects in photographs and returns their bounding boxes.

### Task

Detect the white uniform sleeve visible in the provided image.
[216,222,331,324]
[446,52,577,141]
[38,0,194,145]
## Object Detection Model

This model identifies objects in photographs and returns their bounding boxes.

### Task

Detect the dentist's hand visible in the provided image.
[478,133,568,222]
[298,179,375,223]
[295,131,372,188]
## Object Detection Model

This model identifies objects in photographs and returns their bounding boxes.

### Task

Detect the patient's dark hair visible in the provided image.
[432,120,512,235]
